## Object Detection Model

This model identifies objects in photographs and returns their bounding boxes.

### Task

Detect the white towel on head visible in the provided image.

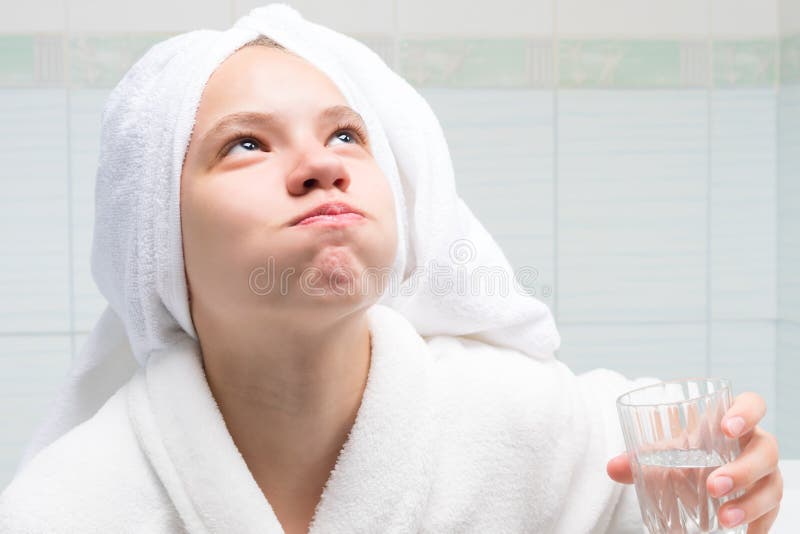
[14,1,559,477]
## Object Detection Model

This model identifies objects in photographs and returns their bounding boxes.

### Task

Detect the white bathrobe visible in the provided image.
[0,304,656,533]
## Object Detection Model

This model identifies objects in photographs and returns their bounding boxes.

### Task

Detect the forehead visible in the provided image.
[182,46,371,165]
[207,46,344,102]
[193,46,349,127]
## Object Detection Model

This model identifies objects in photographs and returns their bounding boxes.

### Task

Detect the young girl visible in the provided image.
[0,4,782,533]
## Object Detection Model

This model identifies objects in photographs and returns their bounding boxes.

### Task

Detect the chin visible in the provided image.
[291,290,377,325]
[299,268,389,306]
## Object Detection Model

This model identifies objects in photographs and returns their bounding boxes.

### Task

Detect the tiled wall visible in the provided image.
[1,0,796,490]
[779,0,800,463]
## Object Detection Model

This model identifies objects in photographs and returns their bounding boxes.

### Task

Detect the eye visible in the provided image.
[222,130,264,157]
[331,130,356,145]
[230,138,260,153]
[330,121,368,147]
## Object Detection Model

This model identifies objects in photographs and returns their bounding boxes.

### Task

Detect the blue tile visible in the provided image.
[777,321,800,459]
[711,89,777,321]
[0,89,70,333]
[419,88,556,294]
[556,321,707,380]
[779,85,800,324]
[777,81,800,460]
[558,90,708,323]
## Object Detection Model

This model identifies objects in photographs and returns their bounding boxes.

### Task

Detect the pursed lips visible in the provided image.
[290,201,365,226]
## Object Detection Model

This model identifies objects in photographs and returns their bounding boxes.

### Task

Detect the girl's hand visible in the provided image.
[606,391,783,533]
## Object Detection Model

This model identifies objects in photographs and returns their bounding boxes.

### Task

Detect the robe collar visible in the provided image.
[127,304,436,533]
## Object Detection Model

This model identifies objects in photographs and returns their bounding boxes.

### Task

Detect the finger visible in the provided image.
[606,452,633,484]
[722,392,766,439]
[746,502,780,534]
[708,429,779,498]
[716,469,783,530]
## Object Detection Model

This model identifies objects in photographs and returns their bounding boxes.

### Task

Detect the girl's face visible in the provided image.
[180,45,398,322]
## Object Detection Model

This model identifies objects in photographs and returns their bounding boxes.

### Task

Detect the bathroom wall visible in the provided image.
[779,0,800,461]
[0,0,794,489]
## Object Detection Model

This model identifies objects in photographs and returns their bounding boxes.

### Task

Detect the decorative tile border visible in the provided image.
[398,38,545,88]
[0,34,787,89]
[0,36,37,86]
[558,39,698,88]
[67,33,173,89]
[713,40,778,88]
[0,35,66,86]
[782,34,800,84]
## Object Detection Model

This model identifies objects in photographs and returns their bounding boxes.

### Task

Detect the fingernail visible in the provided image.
[726,416,745,437]
[712,475,733,497]
[721,507,745,527]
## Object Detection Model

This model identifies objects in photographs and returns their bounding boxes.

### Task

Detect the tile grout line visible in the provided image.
[706,0,713,379]
[65,0,76,364]
[774,2,782,436]
[552,0,559,329]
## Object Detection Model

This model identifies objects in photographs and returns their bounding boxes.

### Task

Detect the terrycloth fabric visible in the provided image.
[0,304,658,533]
[14,2,561,475]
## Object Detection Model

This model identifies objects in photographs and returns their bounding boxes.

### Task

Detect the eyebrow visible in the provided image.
[201,105,370,147]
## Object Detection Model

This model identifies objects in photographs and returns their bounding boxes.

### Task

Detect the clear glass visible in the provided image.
[616,378,745,534]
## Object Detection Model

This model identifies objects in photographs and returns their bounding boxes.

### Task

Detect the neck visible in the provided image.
[193,302,373,500]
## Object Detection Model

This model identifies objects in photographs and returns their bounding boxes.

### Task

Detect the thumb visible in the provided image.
[606,452,634,484]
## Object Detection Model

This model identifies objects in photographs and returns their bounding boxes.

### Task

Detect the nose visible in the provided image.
[285,144,351,196]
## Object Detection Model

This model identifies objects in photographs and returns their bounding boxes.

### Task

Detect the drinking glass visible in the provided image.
[616,378,745,534]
